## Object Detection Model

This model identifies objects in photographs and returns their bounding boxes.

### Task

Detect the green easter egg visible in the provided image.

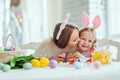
[23,63,32,70]
[0,63,4,70]
[4,48,8,51]
[2,64,11,72]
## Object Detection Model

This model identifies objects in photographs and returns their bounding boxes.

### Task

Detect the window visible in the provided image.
[107,0,120,41]
[0,0,48,47]
[89,0,106,39]
[23,0,48,43]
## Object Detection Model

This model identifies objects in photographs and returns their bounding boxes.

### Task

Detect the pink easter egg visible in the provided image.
[93,61,101,69]
[49,60,58,68]
[10,46,15,51]
[59,53,66,58]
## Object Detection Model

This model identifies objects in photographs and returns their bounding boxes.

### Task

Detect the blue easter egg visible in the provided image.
[78,58,81,62]
[73,62,81,69]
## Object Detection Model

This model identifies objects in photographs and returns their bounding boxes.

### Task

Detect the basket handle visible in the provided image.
[4,34,17,50]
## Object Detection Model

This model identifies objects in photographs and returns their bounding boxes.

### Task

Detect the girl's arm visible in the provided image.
[75,51,87,59]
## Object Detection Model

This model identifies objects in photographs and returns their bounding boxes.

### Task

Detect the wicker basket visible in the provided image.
[0,34,26,63]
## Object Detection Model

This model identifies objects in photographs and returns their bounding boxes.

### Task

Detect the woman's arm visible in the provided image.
[20,42,41,50]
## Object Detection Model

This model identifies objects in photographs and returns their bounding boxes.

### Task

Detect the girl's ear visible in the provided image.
[82,12,89,27]
[92,15,101,29]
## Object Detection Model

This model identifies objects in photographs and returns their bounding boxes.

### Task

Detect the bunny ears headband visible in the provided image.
[56,12,101,40]
[56,13,70,40]
[82,12,101,29]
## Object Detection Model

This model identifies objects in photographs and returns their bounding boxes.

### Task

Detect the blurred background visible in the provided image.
[0,0,120,47]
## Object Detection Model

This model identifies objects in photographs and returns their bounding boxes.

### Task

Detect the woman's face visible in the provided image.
[67,29,80,47]
[78,31,95,53]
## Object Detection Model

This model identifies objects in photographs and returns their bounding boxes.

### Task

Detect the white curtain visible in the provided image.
[22,0,48,44]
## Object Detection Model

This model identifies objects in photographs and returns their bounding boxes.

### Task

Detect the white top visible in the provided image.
[0,62,120,80]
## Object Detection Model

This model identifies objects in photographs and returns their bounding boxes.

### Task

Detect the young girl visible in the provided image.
[21,14,80,62]
[77,27,96,57]
[67,12,101,60]
[67,28,96,60]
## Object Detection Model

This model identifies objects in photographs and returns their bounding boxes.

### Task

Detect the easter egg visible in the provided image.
[87,58,93,63]
[78,58,80,62]
[10,46,15,51]
[59,62,68,67]
[23,63,32,70]
[49,60,58,68]
[0,63,4,70]
[93,61,101,69]
[73,62,81,69]
[68,58,74,64]
[31,59,40,67]
[59,53,66,58]
[3,48,8,51]
[2,64,11,72]
[39,57,49,68]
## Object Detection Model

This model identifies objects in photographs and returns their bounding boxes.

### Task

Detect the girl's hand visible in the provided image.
[67,52,80,61]
[73,51,80,58]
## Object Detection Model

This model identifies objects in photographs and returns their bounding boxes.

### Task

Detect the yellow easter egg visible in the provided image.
[39,57,49,68]
[31,59,40,67]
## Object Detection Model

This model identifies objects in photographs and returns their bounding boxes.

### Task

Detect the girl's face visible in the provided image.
[78,31,95,53]
[67,29,80,47]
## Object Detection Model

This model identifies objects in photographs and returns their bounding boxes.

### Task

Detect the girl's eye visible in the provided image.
[81,38,85,40]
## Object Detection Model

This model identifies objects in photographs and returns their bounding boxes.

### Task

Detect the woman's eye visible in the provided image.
[73,39,77,42]
[73,37,79,42]
[89,40,92,43]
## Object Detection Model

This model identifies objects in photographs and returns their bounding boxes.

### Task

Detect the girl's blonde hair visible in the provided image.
[79,27,97,48]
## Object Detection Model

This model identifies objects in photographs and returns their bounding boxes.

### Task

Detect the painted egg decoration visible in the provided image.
[73,62,82,69]
[23,63,32,70]
[0,63,4,70]
[2,64,11,72]
[49,60,58,68]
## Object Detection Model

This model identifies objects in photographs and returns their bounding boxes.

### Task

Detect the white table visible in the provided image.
[0,62,120,80]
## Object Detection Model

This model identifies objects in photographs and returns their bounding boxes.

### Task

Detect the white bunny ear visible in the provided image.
[56,13,70,40]
[82,12,89,27]
[92,15,101,29]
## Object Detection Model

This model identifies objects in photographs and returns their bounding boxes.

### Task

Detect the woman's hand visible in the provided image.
[67,53,73,61]
[51,53,65,62]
